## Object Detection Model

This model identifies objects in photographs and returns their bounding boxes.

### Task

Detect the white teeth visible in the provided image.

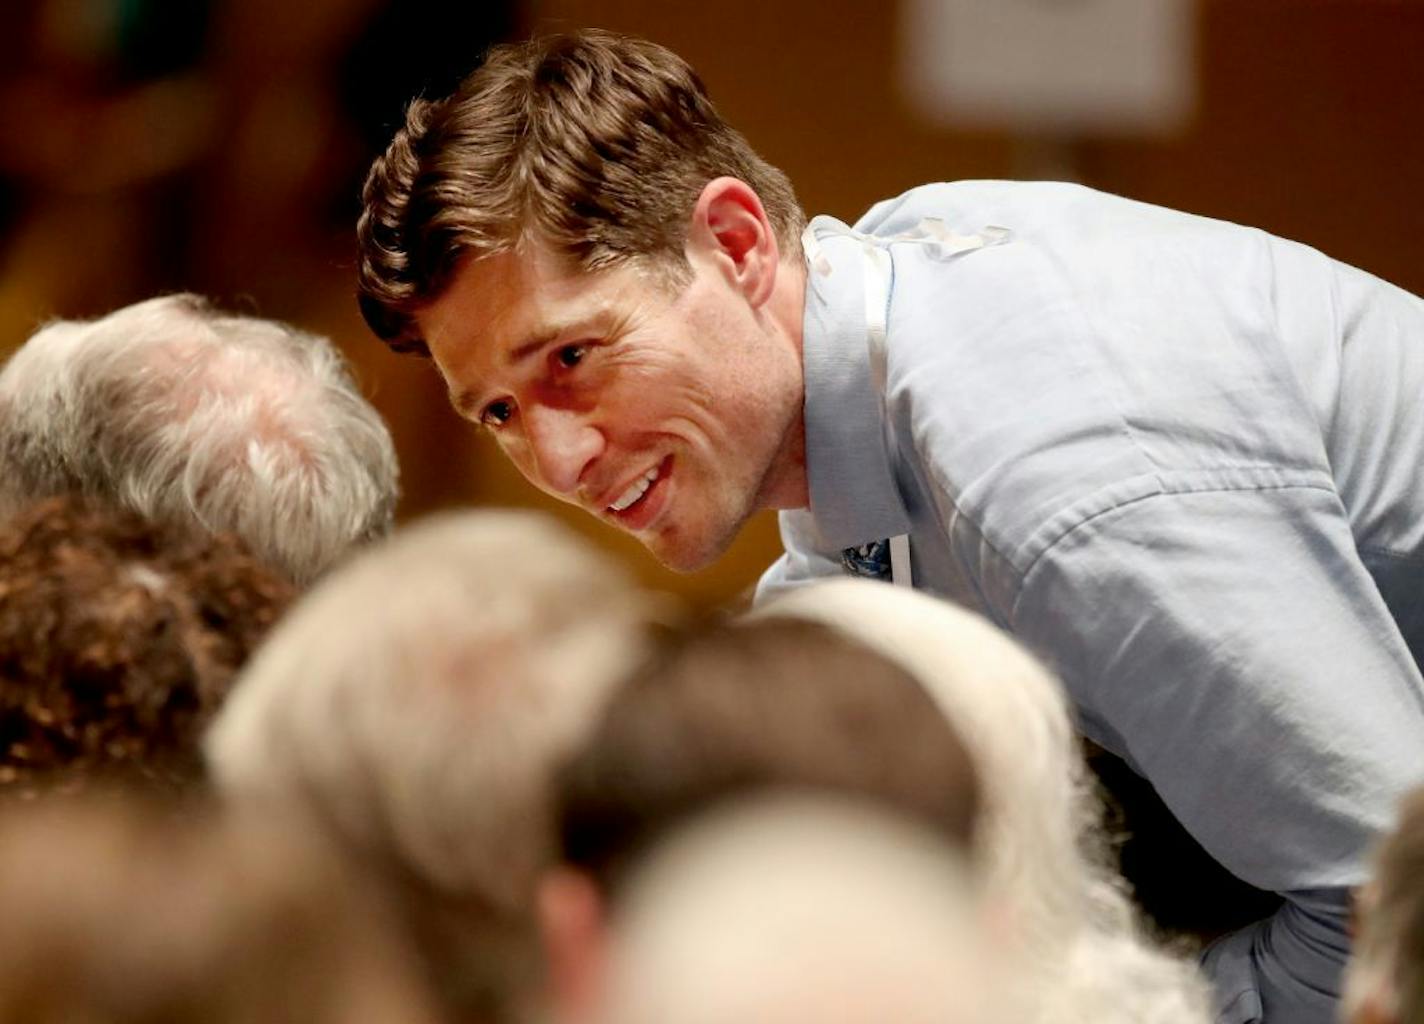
[609,466,660,512]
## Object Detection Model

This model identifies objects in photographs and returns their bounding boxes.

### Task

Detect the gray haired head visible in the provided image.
[0,294,399,585]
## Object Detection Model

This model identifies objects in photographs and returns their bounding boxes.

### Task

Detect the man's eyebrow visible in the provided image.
[449,386,484,417]
[506,325,568,364]
[447,312,611,416]
[505,308,618,363]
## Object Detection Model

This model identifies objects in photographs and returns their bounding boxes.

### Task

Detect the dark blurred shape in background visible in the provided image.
[1,0,1421,608]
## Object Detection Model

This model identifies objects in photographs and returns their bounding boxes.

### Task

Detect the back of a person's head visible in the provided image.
[557,616,980,896]
[207,508,673,1021]
[600,793,1003,1024]
[755,581,1090,933]
[0,495,294,797]
[0,293,399,585]
[0,796,439,1024]
[357,29,804,352]
[756,581,1211,1024]
[1344,786,1424,1024]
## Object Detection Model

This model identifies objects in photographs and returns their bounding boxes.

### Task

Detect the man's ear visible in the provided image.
[686,177,781,308]
[537,867,609,1024]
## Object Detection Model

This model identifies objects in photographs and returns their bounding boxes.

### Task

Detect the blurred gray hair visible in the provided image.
[755,581,1212,1024]
[1342,785,1424,1024]
[206,509,673,1021]
[604,793,999,1024]
[0,294,399,585]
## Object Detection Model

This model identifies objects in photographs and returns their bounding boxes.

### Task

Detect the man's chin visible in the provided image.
[646,540,722,575]
[641,522,739,574]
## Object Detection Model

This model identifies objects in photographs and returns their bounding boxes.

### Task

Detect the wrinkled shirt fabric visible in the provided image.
[757,181,1424,1024]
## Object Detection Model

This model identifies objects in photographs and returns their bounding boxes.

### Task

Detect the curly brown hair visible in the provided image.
[0,496,294,796]
[356,30,804,354]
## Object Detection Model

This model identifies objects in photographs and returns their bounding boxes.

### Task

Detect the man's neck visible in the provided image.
[757,256,811,511]
[777,254,808,360]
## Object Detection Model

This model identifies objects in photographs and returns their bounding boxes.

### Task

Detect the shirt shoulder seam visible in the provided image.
[1006,472,1338,627]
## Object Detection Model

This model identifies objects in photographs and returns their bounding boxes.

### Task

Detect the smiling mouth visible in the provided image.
[604,455,673,525]
[609,464,661,513]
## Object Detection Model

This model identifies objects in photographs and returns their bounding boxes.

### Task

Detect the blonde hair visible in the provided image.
[605,793,999,1024]
[207,509,673,1021]
[1343,785,1424,1024]
[756,581,1212,1024]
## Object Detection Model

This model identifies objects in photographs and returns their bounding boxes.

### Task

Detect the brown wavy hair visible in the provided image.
[356,30,804,355]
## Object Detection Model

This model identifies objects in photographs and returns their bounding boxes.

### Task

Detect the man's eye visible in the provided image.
[480,400,514,427]
[556,344,587,369]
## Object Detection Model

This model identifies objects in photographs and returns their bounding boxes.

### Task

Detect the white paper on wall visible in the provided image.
[899,0,1196,134]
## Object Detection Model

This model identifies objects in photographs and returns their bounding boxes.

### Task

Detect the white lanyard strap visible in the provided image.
[860,241,894,400]
[802,216,1011,590]
[857,238,910,587]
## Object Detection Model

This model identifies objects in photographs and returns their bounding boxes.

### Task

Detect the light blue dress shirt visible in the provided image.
[757,181,1424,1024]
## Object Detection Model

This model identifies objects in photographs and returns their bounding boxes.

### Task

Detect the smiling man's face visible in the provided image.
[416,242,806,572]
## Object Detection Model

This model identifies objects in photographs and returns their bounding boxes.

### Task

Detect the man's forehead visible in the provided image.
[418,250,534,346]
[417,247,637,401]
[420,246,610,349]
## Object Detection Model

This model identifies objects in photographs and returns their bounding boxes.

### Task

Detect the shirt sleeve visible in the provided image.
[754,509,846,605]
[1010,479,1424,893]
[1008,481,1424,1023]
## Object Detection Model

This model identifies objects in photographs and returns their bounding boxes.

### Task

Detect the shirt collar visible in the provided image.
[799,217,913,551]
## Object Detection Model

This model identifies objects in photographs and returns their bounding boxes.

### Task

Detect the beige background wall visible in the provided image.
[1,0,1420,607]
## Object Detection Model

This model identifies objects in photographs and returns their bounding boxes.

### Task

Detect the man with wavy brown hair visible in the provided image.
[358,32,809,573]
[357,30,1424,1024]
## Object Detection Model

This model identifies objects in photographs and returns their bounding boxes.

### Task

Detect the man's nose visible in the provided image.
[523,405,605,498]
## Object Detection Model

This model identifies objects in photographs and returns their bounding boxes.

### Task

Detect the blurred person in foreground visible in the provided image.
[598,793,1000,1024]
[0,293,399,585]
[1342,786,1424,1024]
[0,494,293,798]
[545,615,983,1024]
[0,796,440,1024]
[206,509,673,1024]
[357,31,1424,1024]
[756,579,1212,1024]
